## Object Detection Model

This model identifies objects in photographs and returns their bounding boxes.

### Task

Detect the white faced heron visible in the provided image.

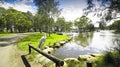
[38,33,47,48]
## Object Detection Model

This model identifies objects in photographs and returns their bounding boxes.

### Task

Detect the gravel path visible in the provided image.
[0,32,40,67]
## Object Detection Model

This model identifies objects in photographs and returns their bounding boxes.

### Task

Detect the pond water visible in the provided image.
[54,30,120,59]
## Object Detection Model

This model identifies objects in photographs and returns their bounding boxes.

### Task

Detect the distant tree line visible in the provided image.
[0,7,72,33]
[0,7,32,33]
[74,16,95,32]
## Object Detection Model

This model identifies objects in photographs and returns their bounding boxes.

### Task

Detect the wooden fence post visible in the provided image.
[29,45,31,54]
[87,62,92,67]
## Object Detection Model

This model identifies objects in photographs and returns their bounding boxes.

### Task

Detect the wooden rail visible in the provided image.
[28,45,64,67]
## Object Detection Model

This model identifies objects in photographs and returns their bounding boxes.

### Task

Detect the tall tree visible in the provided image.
[34,0,60,36]
[33,13,48,32]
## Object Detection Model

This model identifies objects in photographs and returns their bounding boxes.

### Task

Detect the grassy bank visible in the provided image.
[18,33,69,51]
[0,33,14,37]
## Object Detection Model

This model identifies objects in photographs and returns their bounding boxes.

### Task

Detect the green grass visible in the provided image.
[44,34,69,46]
[0,33,14,37]
[18,33,69,51]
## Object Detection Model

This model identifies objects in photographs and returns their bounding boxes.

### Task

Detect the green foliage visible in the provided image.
[55,17,73,32]
[15,12,32,32]
[0,7,33,33]
[34,0,60,18]
[0,7,6,32]
[74,16,90,32]
[86,23,95,31]
[99,22,106,30]
[34,0,60,34]
[109,20,120,31]
[55,17,66,32]
[65,21,73,32]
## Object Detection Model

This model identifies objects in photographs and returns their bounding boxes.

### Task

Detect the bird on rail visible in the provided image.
[38,33,47,48]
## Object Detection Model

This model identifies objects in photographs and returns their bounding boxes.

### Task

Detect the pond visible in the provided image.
[54,30,120,59]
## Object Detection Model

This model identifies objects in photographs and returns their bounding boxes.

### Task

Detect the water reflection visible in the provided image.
[74,32,93,47]
[54,31,120,59]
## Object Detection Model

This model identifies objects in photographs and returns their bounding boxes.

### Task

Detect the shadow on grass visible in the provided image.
[21,55,31,67]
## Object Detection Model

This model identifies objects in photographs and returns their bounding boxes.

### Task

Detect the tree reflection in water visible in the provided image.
[74,32,94,47]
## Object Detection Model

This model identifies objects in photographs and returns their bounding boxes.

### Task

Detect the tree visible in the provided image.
[33,13,41,32]
[15,12,32,33]
[65,21,73,32]
[99,21,106,30]
[48,17,54,33]
[34,0,60,36]
[74,16,89,32]
[55,17,66,32]
[86,23,95,31]
[0,7,6,32]
[0,6,34,33]
[26,11,34,32]
[5,7,18,32]
[109,20,120,31]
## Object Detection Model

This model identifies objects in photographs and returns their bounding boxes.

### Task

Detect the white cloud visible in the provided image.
[59,0,105,27]
[59,0,88,21]
[0,1,37,15]
[60,6,84,21]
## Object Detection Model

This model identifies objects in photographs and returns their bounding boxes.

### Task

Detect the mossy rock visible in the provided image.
[78,55,100,63]
[36,54,55,67]
[64,58,86,67]
[42,47,54,54]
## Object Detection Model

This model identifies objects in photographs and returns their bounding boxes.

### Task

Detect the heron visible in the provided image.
[38,33,47,48]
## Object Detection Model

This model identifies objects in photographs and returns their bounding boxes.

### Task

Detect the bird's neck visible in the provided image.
[44,34,46,38]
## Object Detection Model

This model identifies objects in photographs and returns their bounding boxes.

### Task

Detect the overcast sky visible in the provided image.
[0,0,103,26]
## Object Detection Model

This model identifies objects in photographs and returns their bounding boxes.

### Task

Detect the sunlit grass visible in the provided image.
[0,33,14,37]
[44,34,69,46]
[18,33,69,51]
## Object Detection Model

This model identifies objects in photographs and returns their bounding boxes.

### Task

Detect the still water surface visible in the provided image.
[54,31,120,58]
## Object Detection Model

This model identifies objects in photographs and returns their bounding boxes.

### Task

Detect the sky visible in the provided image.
[58,0,88,21]
[0,0,105,27]
[0,0,38,14]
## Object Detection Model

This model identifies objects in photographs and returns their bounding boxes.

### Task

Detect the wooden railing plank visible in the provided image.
[28,45,64,67]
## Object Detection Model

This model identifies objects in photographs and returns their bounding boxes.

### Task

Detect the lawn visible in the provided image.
[0,33,14,37]
[18,33,69,51]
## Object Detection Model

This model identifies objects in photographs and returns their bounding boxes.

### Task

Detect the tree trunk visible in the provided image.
[10,28,13,33]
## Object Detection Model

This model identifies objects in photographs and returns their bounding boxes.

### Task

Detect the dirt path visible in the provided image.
[0,32,39,67]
